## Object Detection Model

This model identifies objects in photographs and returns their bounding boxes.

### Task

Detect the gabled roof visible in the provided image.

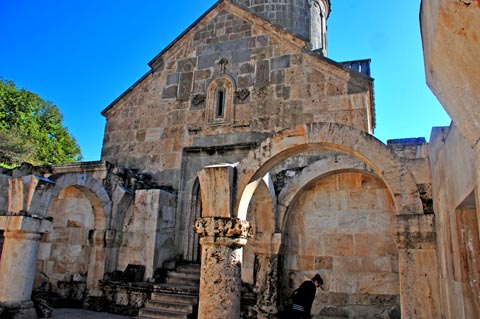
[101,0,372,116]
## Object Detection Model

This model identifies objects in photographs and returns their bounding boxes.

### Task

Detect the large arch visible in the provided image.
[236,122,423,219]
[39,172,112,291]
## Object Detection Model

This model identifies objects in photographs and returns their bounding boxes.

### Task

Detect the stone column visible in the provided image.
[394,214,441,318]
[0,216,53,318]
[195,164,251,319]
[250,233,283,319]
[194,217,250,319]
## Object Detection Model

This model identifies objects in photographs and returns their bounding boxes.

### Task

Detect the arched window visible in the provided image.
[206,77,235,125]
[215,87,226,118]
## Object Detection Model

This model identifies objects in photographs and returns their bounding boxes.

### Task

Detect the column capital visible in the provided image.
[194,217,251,239]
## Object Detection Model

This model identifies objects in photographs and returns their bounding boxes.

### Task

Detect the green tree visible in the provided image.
[0,79,81,167]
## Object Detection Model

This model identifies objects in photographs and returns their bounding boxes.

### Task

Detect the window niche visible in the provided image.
[206,77,234,125]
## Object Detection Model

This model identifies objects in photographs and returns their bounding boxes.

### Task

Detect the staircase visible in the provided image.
[138,263,200,319]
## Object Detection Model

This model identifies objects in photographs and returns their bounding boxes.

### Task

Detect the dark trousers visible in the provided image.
[280,307,308,319]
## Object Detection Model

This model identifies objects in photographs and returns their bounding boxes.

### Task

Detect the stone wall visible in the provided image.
[429,124,480,318]
[118,189,176,279]
[421,0,480,147]
[101,1,373,182]
[283,172,399,316]
[387,138,432,213]
[36,186,95,288]
[231,0,311,41]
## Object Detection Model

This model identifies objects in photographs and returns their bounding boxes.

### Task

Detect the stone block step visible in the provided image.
[165,276,200,286]
[151,292,198,304]
[167,270,200,280]
[176,263,201,274]
[154,283,199,295]
[145,300,194,313]
[138,308,191,319]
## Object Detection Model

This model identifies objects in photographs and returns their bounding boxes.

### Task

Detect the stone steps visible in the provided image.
[164,270,200,286]
[138,308,192,319]
[138,263,200,319]
[145,299,194,313]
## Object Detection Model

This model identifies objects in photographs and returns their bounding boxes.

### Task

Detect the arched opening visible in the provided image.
[35,185,99,304]
[281,171,399,316]
[234,123,420,317]
[34,172,111,298]
[189,179,202,262]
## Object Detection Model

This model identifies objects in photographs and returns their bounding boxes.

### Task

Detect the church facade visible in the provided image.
[0,1,478,318]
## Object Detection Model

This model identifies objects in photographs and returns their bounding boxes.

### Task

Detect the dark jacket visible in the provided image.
[291,280,317,316]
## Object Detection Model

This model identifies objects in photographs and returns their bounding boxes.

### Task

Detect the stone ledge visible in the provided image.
[0,216,53,233]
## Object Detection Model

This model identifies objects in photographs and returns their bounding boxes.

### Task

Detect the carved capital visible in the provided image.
[194,217,251,239]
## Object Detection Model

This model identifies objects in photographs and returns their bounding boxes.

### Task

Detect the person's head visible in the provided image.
[312,274,324,288]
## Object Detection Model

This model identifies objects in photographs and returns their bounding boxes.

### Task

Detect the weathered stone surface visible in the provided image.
[194,216,250,319]
[421,0,480,147]
[0,2,462,319]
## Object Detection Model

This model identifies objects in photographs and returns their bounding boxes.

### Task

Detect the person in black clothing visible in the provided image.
[289,274,324,318]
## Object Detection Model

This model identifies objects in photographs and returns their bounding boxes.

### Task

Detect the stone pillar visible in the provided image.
[195,164,251,319]
[0,216,53,318]
[394,214,441,318]
[250,233,283,319]
[0,175,54,318]
[194,217,250,319]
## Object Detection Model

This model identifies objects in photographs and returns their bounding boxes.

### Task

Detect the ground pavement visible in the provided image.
[50,308,131,319]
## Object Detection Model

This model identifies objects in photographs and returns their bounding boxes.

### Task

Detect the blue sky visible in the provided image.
[0,0,450,161]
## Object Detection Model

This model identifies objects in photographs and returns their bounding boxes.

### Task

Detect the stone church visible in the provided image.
[0,0,479,318]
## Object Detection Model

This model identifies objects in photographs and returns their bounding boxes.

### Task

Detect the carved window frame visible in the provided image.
[206,77,234,125]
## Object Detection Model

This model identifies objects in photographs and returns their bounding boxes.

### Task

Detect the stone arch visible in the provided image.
[47,173,112,228]
[41,172,112,290]
[277,154,379,231]
[236,122,423,219]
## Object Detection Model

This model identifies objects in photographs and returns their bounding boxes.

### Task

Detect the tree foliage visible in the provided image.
[0,79,81,167]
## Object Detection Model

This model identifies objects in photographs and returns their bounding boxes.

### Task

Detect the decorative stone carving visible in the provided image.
[194,217,251,319]
[194,217,251,239]
[235,88,250,101]
[192,94,206,106]
[219,58,229,74]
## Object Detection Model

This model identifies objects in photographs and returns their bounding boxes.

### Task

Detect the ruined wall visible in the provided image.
[284,172,399,317]
[118,189,176,279]
[35,186,95,288]
[429,124,480,318]
[387,138,433,213]
[101,2,373,186]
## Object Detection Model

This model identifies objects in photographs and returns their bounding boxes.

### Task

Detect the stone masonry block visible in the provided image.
[162,86,177,99]
[271,55,291,70]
